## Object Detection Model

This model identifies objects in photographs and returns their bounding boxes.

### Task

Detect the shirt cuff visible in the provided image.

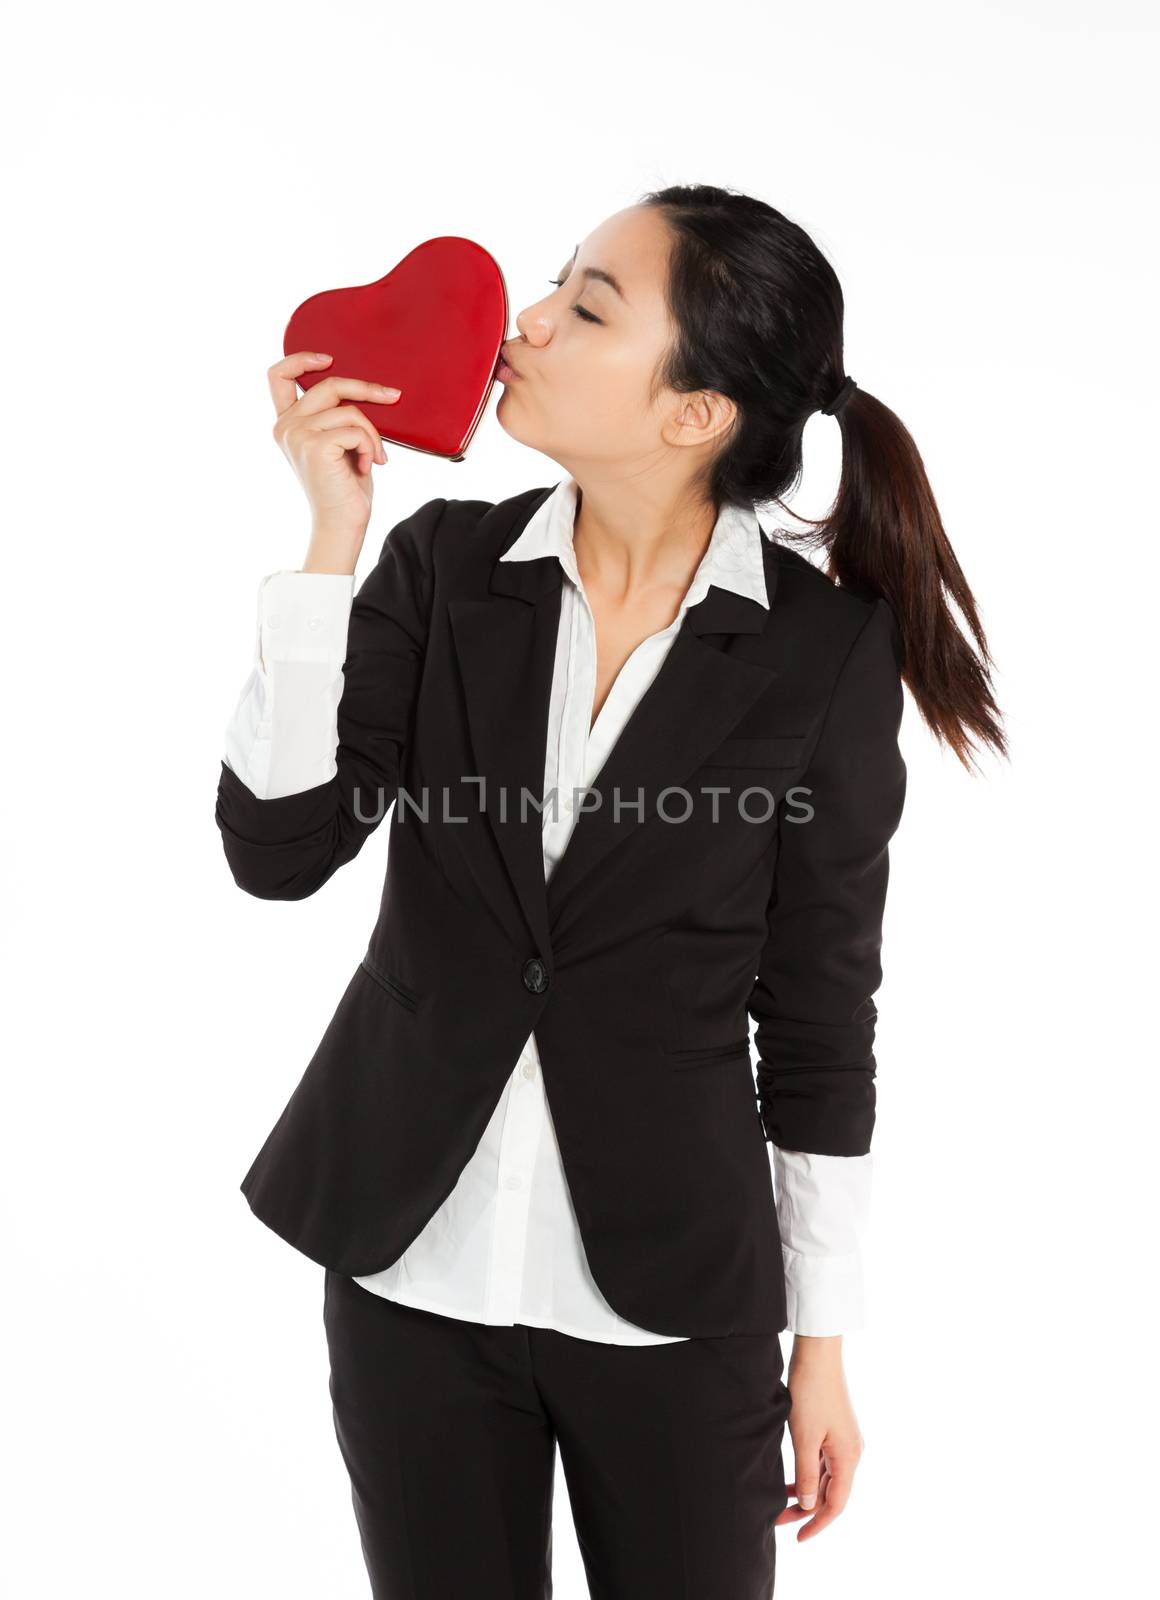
[223,569,356,800]
[781,1243,867,1335]
[257,568,356,665]
[773,1147,873,1335]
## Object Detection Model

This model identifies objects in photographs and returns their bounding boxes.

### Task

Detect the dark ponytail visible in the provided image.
[639,183,1006,770]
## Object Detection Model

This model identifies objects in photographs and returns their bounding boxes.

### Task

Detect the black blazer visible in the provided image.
[215,485,907,1337]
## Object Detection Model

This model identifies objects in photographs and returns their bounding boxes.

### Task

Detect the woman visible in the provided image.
[216,184,1005,1598]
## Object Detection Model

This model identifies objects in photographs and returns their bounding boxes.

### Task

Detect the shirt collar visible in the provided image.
[498,475,772,610]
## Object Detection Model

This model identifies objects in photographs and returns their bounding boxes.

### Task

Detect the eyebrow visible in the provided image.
[559,241,629,305]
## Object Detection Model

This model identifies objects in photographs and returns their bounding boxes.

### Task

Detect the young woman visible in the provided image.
[217,184,1005,1599]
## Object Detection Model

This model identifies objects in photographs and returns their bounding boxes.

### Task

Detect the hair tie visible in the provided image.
[820,375,857,415]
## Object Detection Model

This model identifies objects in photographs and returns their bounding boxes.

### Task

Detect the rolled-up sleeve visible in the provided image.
[748,597,906,1328]
[749,596,906,1153]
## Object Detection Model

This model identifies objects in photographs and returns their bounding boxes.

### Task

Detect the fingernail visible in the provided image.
[313,352,332,361]
[799,1493,816,1509]
[377,384,401,396]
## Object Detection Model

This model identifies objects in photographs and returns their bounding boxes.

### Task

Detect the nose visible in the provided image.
[515,303,552,346]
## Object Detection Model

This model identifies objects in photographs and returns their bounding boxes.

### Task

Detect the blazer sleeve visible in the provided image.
[214,496,447,901]
[748,596,907,1155]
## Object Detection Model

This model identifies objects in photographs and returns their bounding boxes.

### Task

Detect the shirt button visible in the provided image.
[307,614,323,629]
[266,613,282,628]
[522,957,550,993]
[522,1060,536,1079]
[505,1174,523,1191]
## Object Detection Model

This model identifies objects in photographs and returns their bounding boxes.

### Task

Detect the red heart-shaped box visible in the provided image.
[283,236,509,461]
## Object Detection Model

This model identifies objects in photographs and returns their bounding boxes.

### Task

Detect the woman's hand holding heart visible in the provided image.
[267,350,403,575]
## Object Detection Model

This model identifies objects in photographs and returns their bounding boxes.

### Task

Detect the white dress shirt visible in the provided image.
[223,477,872,1339]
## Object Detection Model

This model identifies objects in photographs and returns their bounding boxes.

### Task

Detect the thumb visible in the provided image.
[793,1449,821,1511]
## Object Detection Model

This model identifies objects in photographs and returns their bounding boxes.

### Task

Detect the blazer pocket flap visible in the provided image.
[665,1038,753,1067]
[359,954,420,1011]
[700,735,808,769]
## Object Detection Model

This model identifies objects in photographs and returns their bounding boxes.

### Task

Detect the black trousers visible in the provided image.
[322,1268,792,1599]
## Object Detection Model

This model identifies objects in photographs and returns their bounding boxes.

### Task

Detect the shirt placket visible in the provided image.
[483,1035,545,1322]
[557,557,598,810]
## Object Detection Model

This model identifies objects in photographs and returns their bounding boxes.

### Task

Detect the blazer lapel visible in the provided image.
[450,494,782,960]
[449,489,562,962]
[544,576,779,938]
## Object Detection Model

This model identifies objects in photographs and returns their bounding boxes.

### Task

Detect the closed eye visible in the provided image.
[548,279,602,324]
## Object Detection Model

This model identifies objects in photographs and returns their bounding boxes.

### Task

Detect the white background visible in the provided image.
[3,1,1156,1594]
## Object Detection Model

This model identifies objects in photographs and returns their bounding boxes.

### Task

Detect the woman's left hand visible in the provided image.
[776,1335,865,1541]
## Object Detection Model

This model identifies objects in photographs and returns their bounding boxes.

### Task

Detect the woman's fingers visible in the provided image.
[300,405,387,465]
[274,376,398,465]
[779,1436,862,1542]
[277,365,402,423]
[265,352,403,541]
[305,423,381,471]
[268,353,403,424]
[293,372,402,418]
[267,350,335,417]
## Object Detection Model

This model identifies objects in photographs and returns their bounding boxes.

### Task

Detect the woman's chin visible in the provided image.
[494,393,538,447]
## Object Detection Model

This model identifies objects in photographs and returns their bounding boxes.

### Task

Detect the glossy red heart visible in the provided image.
[283,236,509,461]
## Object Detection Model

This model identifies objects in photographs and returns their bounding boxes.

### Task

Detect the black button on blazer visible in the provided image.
[215,486,907,1337]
